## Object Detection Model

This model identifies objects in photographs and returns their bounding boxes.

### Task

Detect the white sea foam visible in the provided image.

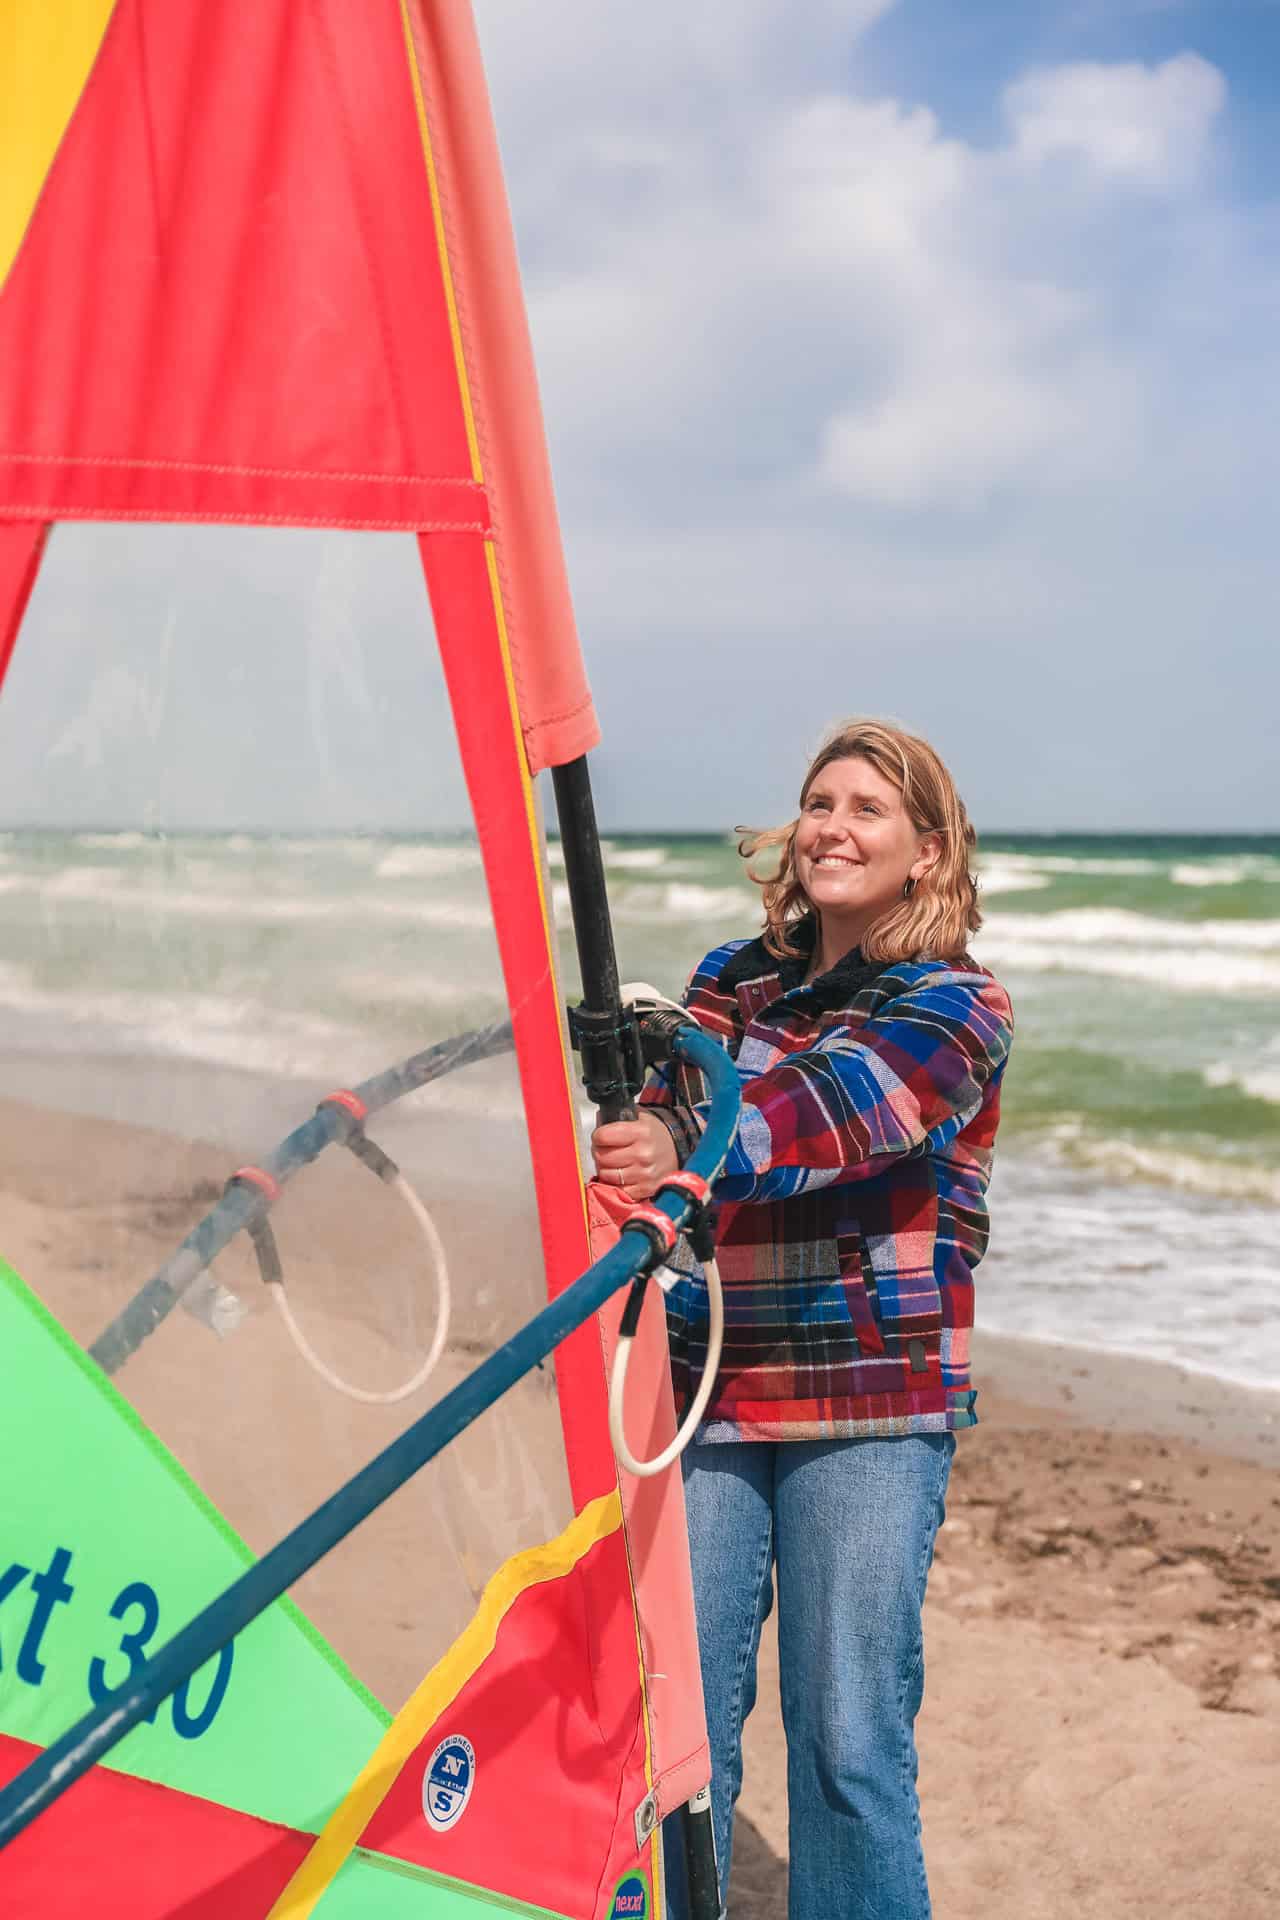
[978,852,1161,877]
[41,865,125,898]
[604,847,669,871]
[1041,1121,1280,1205]
[974,863,1051,896]
[1174,854,1280,885]
[381,898,494,932]
[613,882,756,923]
[979,935,1280,996]
[552,879,753,926]
[1203,1052,1280,1106]
[0,959,523,1118]
[375,845,483,880]
[269,835,383,861]
[665,882,755,918]
[0,969,362,1082]
[74,831,150,851]
[0,870,495,931]
[975,907,1280,994]
[402,1074,528,1126]
[1171,861,1248,887]
[984,1149,1280,1390]
[341,968,499,1010]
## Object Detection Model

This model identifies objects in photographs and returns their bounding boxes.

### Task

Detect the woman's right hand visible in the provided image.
[590,1112,680,1201]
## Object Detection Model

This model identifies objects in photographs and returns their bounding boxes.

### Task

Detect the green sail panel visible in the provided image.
[314,1850,572,1919]
[0,1260,389,1834]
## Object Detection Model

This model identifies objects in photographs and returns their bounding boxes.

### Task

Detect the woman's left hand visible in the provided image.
[590,1112,680,1200]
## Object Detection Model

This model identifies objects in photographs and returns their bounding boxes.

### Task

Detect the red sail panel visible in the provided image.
[0,1735,313,1919]
[267,1496,659,1920]
[422,528,611,1509]
[401,1,598,774]
[0,521,47,696]
[0,0,596,771]
[422,516,711,1833]
[355,1515,653,1917]
[0,0,477,527]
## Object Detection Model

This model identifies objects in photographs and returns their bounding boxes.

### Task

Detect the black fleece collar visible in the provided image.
[717,916,886,1010]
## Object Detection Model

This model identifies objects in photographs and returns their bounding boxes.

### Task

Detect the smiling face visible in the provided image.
[795,754,941,949]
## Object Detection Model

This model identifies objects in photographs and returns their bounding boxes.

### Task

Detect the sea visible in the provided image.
[1,827,1277,1394]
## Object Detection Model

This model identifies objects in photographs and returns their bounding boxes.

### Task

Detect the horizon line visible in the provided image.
[2,822,1278,842]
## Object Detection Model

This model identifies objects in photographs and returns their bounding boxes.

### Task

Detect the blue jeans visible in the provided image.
[663,1434,954,1920]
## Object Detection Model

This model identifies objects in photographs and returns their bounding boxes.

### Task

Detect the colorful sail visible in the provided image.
[0,3,710,1914]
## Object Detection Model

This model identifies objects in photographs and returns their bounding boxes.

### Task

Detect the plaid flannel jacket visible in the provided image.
[641,927,1014,1442]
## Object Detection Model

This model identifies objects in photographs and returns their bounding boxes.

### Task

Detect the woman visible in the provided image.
[591,719,1013,1920]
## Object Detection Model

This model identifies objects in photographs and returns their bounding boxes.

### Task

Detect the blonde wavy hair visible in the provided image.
[738,719,981,965]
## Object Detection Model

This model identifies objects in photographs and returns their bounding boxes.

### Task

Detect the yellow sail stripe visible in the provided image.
[397,1,587,1233]
[482,541,592,1247]
[397,0,484,486]
[267,1490,623,1919]
[0,0,118,290]
[627,1560,663,1919]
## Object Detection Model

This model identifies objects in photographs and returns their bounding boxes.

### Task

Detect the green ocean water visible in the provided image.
[1,827,1277,1386]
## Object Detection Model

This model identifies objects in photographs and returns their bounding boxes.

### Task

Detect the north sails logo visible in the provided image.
[421,1733,475,1834]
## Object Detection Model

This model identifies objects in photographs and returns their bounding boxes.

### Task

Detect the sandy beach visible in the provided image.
[2,1090,1277,1917]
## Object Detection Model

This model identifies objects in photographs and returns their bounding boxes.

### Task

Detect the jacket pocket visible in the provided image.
[843,1175,944,1373]
[835,1226,887,1358]
[859,1249,943,1377]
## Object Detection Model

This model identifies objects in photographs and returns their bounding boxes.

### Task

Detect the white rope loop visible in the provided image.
[608,1253,724,1478]
[605,982,734,1477]
[267,1169,451,1406]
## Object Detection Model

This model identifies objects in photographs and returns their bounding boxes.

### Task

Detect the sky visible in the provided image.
[3,0,1278,833]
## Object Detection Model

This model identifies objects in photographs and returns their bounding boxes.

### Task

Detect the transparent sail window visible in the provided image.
[0,521,576,1711]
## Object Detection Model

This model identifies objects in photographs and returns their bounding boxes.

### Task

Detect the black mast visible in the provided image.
[550,753,721,1920]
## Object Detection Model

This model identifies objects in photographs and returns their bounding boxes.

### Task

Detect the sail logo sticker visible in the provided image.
[422,1733,476,1833]
[610,1872,650,1919]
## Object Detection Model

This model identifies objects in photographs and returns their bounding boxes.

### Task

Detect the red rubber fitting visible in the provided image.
[657,1170,711,1208]
[624,1204,679,1257]
[318,1089,369,1124]
[229,1166,281,1204]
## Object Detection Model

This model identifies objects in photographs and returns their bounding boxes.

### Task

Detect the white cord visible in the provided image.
[618,981,692,1022]
[267,1170,451,1405]
[605,982,732,1477]
[608,1253,725,1478]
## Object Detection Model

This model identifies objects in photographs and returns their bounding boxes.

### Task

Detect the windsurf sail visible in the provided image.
[0,4,721,1914]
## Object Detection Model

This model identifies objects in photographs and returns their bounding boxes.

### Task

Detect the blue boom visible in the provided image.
[0,1020,739,1850]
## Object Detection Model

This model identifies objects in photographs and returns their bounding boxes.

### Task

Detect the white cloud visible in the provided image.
[467,18,1277,824]
[820,367,1075,508]
[1005,53,1226,188]
[757,94,1109,507]
[510,59,1197,515]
